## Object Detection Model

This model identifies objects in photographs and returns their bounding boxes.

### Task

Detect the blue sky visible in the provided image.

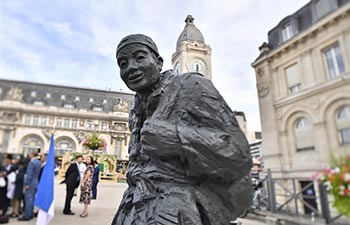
[1,0,309,131]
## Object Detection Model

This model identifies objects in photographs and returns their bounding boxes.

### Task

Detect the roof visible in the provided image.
[0,79,134,113]
[254,0,350,61]
[176,15,205,48]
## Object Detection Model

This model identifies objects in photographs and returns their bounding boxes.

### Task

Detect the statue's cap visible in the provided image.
[116,34,159,57]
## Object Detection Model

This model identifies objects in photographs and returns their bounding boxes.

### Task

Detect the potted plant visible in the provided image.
[317,155,350,217]
[82,132,107,151]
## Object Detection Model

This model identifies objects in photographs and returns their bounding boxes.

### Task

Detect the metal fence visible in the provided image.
[256,169,348,224]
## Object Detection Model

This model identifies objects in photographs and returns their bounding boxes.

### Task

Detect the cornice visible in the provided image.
[274,74,350,108]
[0,103,129,121]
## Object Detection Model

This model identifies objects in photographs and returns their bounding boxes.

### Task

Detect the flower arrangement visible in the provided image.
[315,155,350,217]
[82,132,107,151]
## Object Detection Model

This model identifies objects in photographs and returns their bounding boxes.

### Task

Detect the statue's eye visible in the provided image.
[136,55,146,61]
[119,60,128,69]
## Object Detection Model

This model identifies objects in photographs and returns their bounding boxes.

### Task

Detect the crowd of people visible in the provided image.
[0,152,100,223]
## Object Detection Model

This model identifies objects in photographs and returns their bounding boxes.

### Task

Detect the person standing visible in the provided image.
[79,156,93,218]
[0,169,8,216]
[63,155,83,215]
[11,159,26,218]
[38,153,47,182]
[18,152,41,221]
[92,160,100,200]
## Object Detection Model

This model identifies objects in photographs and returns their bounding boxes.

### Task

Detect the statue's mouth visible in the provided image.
[129,73,144,83]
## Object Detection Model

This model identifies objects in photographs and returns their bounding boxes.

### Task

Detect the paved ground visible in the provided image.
[7,180,127,225]
[6,179,267,225]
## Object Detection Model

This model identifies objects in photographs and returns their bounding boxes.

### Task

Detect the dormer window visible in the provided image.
[281,23,294,42]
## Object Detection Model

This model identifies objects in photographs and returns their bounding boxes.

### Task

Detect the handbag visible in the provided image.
[0,177,6,187]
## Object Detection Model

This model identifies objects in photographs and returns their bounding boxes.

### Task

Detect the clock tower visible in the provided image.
[172,15,212,80]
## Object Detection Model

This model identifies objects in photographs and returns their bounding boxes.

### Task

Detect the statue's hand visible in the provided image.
[141,119,180,158]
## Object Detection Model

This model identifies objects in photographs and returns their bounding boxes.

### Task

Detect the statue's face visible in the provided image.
[117,44,162,92]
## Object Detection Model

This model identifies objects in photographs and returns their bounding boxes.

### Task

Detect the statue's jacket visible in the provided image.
[113,70,253,225]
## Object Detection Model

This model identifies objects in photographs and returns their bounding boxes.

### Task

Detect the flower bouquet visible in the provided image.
[316,155,350,217]
[82,132,107,151]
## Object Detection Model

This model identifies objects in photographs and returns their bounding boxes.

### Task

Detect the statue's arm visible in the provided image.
[141,74,252,182]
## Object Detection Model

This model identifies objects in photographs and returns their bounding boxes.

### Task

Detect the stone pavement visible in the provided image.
[7,180,128,225]
[6,179,267,225]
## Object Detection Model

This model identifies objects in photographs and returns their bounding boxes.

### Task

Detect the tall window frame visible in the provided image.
[294,117,315,151]
[285,63,302,94]
[323,43,345,79]
[336,106,350,146]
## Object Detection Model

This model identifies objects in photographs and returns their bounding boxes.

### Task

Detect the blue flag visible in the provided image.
[34,134,55,224]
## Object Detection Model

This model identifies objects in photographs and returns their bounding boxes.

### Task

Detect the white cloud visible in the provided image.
[1,0,311,131]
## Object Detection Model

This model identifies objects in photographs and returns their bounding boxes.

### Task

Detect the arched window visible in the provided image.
[55,138,75,156]
[336,106,350,146]
[22,135,44,156]
[294,117,314,151]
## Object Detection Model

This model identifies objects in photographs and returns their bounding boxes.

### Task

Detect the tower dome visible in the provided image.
[176,15,205,48]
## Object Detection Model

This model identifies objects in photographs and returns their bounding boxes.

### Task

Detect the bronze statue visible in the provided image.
[112,34,252,225]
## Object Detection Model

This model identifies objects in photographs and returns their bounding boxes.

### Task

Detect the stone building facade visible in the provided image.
[0,79,133,161]
[251,0,350,179]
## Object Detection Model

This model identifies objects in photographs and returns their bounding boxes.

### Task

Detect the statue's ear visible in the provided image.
[156,56,163,72]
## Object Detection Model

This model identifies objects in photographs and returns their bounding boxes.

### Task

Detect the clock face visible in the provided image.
[187,58,206,74]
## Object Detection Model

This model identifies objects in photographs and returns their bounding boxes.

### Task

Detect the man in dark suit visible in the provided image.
[18,151,41,221]
[63,155,83,215]
[92,160,100,200]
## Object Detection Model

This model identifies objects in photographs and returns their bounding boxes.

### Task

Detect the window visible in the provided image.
[282,23,294,42]
[71,119,77,128]
[93,106,103,112]
[46,93,51,98]
[22,136,43,156]
[56,118,62,128]
[75,96,80,101]
[85,120,93,130]
[101,122,108,130]
[33,115,39,125]
[63,103,74,109]
[24,115,31,125]
[0,88,3,96]
[116,139,122,158]
[31,91,36,97]
[41,116,47,126]
[295,117,314,151]
[55,139,74,156]
[33,101,45,106]
[89,98,94,103]
[285,64,302,94]
[324,43,345,79]
[64,119,70,128]
[336,106,350,146]
[103,99,107,104]
[60,95,65,100]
